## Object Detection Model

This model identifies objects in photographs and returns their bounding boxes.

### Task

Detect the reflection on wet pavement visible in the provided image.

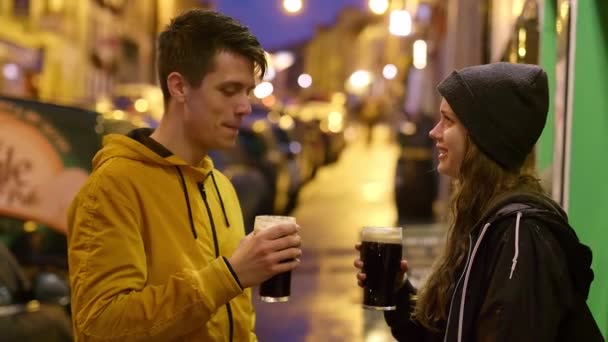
[254,125,445,342]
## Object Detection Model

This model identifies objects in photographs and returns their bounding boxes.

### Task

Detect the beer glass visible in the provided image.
[254,215,296,303]
[360,226,403,310]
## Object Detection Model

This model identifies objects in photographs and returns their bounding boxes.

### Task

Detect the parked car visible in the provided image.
[235,114,296,216]
[211,103,319,227]
[0,217,70,305]
[249,105,310,204]
[0,240,72,342]
[286,99,347,167]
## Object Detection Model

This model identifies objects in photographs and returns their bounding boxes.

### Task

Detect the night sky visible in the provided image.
[216,0,367,50]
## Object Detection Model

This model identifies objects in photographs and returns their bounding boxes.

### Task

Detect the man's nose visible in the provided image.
[236,100,252,116]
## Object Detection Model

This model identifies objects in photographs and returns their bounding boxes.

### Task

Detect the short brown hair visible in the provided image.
[157,10,267,105]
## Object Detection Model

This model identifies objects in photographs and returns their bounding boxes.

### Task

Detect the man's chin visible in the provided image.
[217,140,238,150]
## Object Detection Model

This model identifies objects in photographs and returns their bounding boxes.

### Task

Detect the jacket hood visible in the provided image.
[92,128,215,174]
[481,192,594,299]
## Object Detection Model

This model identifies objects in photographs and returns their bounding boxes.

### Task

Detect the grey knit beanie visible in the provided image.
[437,62,549,171]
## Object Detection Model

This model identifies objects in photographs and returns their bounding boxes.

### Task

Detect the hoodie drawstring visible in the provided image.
[176,166,197,239]
[457,222,491,342]
[176,167,231,239]
[454,211,524,341]
[509,212,522,279]
[208,171,230,227]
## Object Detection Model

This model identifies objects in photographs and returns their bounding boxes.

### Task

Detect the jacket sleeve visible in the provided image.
[250,311,258,341]
[384,280,441,341]
[475,218,572,342]
[67,170,244,341]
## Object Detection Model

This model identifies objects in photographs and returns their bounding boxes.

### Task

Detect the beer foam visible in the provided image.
[254,215,296,231]
[360,227,402,244]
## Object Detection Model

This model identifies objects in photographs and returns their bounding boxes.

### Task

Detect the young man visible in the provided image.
[67,10,302,341]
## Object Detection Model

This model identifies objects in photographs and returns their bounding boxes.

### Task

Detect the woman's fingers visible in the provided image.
[357,272,366,288]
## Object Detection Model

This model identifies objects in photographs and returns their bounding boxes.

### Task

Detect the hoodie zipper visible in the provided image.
[198,182,234,342]
[444,235,472,342]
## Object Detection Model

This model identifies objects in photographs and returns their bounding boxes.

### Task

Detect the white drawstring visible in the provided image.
[457,222,491,342]
[509,212,522,280]
[454,210,524,341]
[444,235,472,342]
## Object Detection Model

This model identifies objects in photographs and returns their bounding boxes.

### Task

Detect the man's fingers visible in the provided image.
[271,248,302,264]
[271,234,301,251]
[272,259,300,274]
[258,223,299,240]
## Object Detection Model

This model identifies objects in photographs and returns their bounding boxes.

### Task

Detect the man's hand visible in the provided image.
[228,223,301,288]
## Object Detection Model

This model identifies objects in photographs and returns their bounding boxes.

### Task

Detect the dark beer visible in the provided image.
[254,215,296,303]
[259,270,291,302]
[360,227,403,310]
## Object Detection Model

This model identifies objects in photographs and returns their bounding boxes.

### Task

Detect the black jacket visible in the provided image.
[385,193,604,341]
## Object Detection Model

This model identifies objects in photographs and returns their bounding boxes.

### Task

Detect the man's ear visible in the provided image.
[167,72,188,103]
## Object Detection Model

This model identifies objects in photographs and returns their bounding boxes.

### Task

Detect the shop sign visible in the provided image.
[0,96,100,233]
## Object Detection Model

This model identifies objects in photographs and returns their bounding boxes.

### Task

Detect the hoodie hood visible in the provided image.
[480,192,594,299]
[92,128,231,232]
[92,128,215,175]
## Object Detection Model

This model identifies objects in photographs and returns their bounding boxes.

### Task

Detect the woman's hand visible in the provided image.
[354,242,410,288]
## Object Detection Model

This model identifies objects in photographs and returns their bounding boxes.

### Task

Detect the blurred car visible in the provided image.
[210,106,302,231]
[286,98,347,167]
[0,240,72,342]
[0,215,73,341]
[94,83,164,128]
[289,117,326,180]
[0,217,70,306]
[249,105,309,203]
[236,112,297,216]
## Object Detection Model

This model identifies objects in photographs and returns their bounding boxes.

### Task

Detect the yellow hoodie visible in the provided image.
[67,130,256,341]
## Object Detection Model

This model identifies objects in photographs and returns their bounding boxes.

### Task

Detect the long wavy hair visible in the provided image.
[413,137,544,330]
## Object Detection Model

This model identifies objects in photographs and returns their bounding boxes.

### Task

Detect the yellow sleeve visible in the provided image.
[67,171,243,341]
[250,304,258,341]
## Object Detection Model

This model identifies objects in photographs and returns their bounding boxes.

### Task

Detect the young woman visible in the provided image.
[355,63,603,341]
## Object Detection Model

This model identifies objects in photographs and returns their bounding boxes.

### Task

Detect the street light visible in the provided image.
[382,64,398,79]
[283,0,302,14]
[349,70,372,88]
[389,10,412,36]
[297,74,312,88]
[254,81,274,98]
[368,0,389,15]
[346,70,373,95]
[272,51,295,71]
[134,98,150,113]
[413,40,427,69]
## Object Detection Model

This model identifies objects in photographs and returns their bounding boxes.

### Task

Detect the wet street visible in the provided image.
[254,125,446,342]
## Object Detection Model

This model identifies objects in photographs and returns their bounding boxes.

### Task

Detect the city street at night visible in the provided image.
[1,0,606,340]
[254,124,445,342]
